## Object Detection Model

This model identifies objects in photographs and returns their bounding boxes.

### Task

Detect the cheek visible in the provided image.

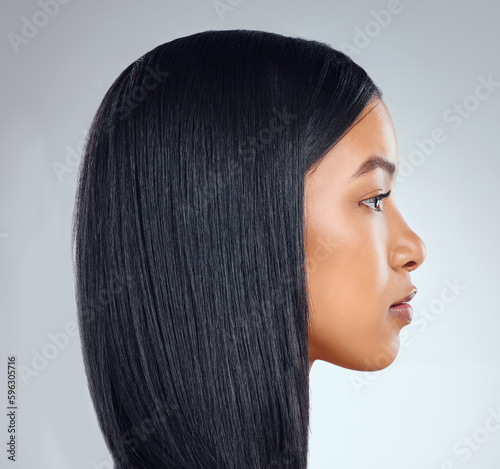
[305,210,389,310]
[305,210,396,368]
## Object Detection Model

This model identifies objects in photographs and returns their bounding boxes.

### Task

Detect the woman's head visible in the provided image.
[72,29,412,468]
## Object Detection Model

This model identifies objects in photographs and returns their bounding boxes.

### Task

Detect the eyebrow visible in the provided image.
[350,156,396,180]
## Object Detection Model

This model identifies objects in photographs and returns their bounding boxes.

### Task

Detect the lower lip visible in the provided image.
[389,303,413,324]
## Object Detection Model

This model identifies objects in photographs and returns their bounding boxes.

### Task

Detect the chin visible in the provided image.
[322,350,399,371]
[360,338,401,371]
[359,355,396,371]
[340,338,401,371]
[311,335,402,371]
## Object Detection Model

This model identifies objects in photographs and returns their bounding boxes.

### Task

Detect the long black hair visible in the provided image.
[72,29,381,468]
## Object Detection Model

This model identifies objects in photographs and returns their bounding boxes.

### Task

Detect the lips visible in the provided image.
[391,289,417,307]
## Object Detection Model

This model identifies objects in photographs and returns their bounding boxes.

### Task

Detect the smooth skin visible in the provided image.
[305,98,426,373]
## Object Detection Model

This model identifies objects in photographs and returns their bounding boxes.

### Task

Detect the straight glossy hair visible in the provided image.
[72,29,381,468]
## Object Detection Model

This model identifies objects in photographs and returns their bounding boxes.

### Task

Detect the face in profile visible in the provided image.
[304,98,426,372]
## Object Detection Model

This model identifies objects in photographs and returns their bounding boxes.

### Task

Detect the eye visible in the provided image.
[358,190,391,212]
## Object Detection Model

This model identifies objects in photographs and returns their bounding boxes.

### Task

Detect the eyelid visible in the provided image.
[358,190,391,212]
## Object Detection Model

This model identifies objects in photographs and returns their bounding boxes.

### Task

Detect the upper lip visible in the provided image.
[391,289,417,306]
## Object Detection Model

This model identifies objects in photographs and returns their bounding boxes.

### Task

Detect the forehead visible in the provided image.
[305,99,398,185]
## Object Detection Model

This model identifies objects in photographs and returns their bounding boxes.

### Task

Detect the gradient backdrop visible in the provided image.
[1,1,499,468]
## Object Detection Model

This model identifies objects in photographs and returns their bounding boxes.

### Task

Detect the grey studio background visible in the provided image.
[1,0,499,468]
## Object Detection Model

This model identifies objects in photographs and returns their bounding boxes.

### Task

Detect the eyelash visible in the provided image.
[358,190,391,212]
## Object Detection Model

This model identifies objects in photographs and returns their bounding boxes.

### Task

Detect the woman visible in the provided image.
[72,29,425,469]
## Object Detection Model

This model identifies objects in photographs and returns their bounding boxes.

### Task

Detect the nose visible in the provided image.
[389,217,427,272]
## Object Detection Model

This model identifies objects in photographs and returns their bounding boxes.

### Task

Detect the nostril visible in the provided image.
[404,260,417,269]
